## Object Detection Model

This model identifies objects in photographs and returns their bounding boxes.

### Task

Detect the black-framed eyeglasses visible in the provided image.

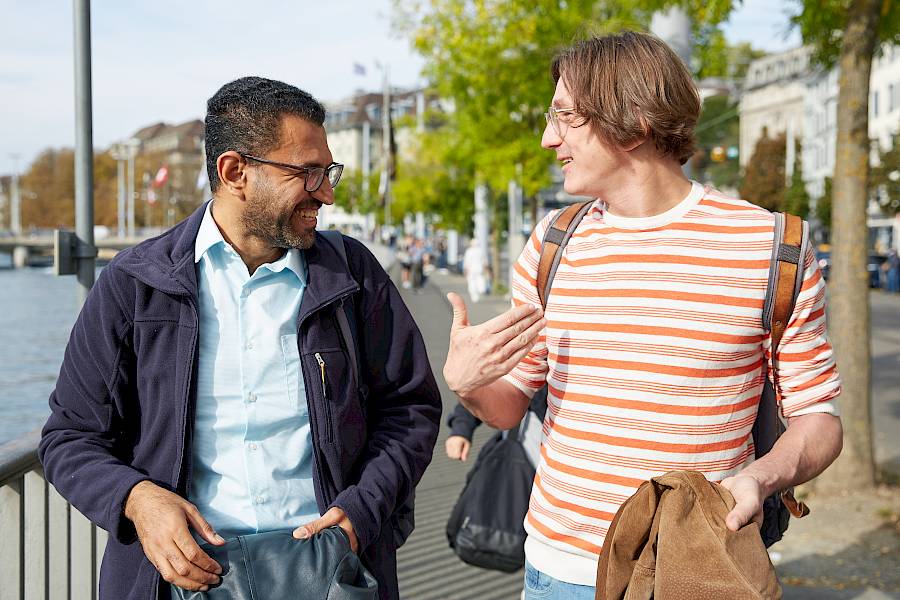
[241,154,344,192]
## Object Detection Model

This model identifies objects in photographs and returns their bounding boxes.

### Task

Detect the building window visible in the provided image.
[890,83,896,113]
[873,91,880,117]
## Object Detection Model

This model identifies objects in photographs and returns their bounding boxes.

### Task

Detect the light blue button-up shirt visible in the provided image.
[188,202,319,537]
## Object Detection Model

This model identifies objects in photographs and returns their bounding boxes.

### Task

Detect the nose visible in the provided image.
[313,181,335,206]
[541,121,562,150]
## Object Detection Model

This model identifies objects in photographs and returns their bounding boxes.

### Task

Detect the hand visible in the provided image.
[124,480,225,592]
[443,292,545,397]
[445,436,472,461]
[719,473,765,531]
[294,506,359,553]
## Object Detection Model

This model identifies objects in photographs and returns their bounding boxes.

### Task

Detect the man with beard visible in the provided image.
[39,77,441,600]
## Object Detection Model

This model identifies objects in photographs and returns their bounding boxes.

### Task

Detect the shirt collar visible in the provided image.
[194,201,307,285]
[194,201,225,263]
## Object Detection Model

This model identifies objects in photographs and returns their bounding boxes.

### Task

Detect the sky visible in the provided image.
[0,0,802,176]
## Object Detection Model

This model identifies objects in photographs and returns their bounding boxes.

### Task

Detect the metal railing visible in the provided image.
[0,430,107,600]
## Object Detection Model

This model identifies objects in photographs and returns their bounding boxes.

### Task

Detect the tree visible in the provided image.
[692,94,741,190]
[816,177,834,235]
[870,131,900,216]
[792,0,896,491]
[783,141,811,218]
[739,129,786,211]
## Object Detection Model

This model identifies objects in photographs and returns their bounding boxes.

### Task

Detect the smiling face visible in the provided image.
[541,77,630,199]
[241,114,335,249]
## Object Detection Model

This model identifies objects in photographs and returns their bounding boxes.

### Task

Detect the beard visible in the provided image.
[241,175,319,250]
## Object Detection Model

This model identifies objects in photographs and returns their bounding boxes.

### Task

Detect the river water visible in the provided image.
[0,256,83,444]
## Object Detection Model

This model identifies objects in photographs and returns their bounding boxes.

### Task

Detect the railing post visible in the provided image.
[0,476,24,599]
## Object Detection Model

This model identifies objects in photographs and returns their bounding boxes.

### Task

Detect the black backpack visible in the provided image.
[445,419,536,572]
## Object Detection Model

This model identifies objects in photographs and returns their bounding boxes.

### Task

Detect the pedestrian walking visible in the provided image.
[462,238,489,303]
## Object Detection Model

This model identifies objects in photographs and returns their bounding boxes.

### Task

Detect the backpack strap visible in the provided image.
[319,230,360,385]
[536,201,594,309]
[763,213,809,387]
[761,212,811,519]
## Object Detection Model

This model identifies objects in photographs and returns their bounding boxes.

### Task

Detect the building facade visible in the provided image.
[739,47,813,169]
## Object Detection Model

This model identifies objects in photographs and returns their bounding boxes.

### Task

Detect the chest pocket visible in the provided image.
[281,333,306,414]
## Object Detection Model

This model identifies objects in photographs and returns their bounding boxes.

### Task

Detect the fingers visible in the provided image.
[173,529,222,577]
[484,303,541,335]
[493,306,545,347]
[294,507,359,553]
[447,293,470,329]
[460,440,471,461]
[184,504,226,546]
[499,313,546,360]
[445,436,472,461]
[151,541,220,591]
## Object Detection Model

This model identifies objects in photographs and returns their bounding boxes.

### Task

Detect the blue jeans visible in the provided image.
[523,561,596,600]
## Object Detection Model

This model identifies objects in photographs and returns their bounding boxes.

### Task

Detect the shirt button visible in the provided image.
[246,340,254,350]
[247,392,257,403]
[248,442,258,451]
[241,288,250,298]
[254,496,265,505]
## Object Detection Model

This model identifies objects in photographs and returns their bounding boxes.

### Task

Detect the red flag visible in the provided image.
[152,165,169,188]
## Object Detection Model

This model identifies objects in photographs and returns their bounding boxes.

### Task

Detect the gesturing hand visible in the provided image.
[442,292,545,397]
[124,480,225,592]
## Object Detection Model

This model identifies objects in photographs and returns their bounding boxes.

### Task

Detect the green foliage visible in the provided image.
[334,169,381,217]
[790,0,900,69]
[783,142,811,218]
[739,130,787,211]
[816,176,833,231]
[870,131,900,216]
[392,0,743,224]
[692,94,741,189]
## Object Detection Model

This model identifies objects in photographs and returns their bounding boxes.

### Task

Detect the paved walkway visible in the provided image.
[393,263,899,600]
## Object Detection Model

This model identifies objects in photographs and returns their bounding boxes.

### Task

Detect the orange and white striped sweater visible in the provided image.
[503,182,841,585]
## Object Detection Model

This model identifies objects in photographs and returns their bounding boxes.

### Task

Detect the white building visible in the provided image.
[739,47,814,168]
[803,44,900,251]
[322,88,436,233]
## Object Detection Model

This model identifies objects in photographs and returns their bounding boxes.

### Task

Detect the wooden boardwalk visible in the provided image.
[395,270,523,600]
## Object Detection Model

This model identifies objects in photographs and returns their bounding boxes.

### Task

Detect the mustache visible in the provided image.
[293,200,323,211]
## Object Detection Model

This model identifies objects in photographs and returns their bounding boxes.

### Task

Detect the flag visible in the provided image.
[152,165,169,188]
[353,62,366,76]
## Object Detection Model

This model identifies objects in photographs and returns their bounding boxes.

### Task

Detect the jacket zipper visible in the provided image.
[315,352,333,444]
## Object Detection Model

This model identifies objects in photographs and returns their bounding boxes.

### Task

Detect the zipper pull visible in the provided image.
[315,353,327,397]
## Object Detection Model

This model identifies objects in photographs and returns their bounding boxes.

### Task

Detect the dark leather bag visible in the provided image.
[170,527,378,600]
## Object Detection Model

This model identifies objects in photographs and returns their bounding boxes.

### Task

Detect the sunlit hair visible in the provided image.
[205,77,326,193]
[551,31,700,165]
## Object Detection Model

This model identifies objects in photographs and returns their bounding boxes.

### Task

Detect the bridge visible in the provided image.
[0,235,151,268]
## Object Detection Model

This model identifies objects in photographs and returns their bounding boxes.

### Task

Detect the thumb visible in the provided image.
[460,442,470,462]
[725,501,754,532]
[447,292,469,329]
[293,508,339,539]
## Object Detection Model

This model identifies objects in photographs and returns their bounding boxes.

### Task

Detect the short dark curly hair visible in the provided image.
[205,77,326,193]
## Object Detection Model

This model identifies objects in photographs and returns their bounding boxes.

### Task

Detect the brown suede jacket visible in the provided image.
[596,470,781,600]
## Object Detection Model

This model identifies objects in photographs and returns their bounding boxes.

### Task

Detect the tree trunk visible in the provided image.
[814,0,881,493]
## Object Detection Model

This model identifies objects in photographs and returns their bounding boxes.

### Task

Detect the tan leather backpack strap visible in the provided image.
[536,201,593,310]
[769,212,811,519]
[770,213,804,352]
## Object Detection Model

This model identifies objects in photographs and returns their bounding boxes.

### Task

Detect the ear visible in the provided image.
[623,112,649,152]
[217,151,248,196]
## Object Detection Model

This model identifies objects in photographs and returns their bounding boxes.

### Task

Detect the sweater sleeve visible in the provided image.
[502,211,555,397]
[765,244,842,418]
[38,265,150,544]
